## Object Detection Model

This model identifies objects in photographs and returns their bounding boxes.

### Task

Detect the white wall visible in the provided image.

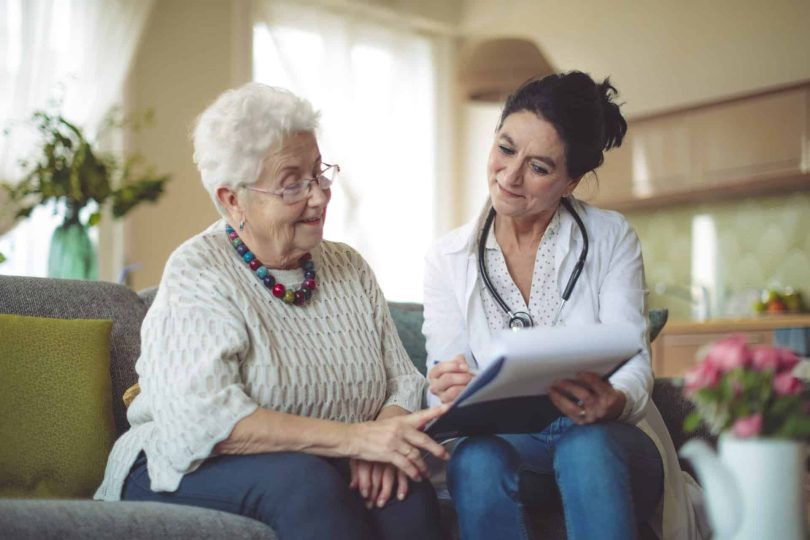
[460,0,810,116]
[124,0,247,290]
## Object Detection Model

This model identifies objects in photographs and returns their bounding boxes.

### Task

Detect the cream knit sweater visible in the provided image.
[95,220,425,500]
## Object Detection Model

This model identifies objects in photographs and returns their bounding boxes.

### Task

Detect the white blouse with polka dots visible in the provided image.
[480,209,562,331]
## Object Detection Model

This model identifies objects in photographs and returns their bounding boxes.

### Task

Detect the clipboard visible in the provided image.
[424,322,642,441]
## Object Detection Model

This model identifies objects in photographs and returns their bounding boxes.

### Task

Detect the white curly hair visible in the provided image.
[192,82,321,215]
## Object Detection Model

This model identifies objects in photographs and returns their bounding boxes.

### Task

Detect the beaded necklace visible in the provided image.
[226,224,317,306]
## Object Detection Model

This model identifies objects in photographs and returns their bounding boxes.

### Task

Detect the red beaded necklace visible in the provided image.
[226,224,317,306]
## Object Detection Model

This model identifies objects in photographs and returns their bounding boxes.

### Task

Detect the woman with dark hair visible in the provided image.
[424,72,706,539]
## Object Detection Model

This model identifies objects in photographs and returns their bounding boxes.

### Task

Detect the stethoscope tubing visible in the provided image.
[478,197,589,329]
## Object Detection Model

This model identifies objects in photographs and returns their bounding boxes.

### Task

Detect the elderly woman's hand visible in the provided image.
[349,460,408,509]
[428,355,475,404]
[549,372,627,425]
[345,405,449,482]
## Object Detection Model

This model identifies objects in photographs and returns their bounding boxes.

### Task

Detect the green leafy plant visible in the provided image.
[683,335,810,438]
[1,109,170,230]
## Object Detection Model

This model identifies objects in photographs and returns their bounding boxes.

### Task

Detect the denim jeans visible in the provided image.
[124,451,443,540]
[446,417,664,540]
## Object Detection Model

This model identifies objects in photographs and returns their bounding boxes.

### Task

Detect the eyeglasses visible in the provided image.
[245,163,340,204]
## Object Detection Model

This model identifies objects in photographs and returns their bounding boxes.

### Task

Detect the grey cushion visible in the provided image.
[0,500,275,540]
[648,308,668,342]
[388,301,428,375]
[138,286,158,310]
[0,276,146,435]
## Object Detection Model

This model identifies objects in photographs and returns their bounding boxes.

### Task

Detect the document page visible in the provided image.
[455,322,641,407]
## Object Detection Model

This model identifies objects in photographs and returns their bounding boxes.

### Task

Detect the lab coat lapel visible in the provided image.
[462,251,493,368]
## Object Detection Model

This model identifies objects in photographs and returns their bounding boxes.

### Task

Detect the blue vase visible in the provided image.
[47,205,97,280]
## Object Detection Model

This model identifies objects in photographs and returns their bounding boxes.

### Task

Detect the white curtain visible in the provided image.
[253,0,438,302]
[0,0,154,277]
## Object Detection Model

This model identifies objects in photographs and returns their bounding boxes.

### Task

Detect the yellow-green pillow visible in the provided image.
[0,313,115,499]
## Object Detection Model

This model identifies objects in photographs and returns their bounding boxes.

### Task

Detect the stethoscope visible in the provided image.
[478,197,589,330]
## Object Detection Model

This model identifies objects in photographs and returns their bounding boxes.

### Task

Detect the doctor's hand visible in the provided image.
[549,372,627,425]
[428,355,475,404]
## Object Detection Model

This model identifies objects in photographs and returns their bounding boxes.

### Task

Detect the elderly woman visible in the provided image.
[424,72,705,539]
[94,83,448,540]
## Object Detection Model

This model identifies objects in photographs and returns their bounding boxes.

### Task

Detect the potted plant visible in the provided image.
[679,335,809,539]
[0,109,170,279]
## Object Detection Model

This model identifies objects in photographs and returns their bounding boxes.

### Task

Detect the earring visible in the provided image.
[238,219,245,231]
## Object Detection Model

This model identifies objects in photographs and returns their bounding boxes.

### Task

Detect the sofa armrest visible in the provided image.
[0,500,276,540]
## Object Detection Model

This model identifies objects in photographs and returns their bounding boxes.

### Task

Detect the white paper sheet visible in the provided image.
[456,322,641,407]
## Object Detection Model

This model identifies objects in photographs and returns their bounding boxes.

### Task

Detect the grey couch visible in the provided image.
[0,275,706,539]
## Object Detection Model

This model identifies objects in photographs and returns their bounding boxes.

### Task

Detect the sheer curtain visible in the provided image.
[0,0,154,277]
[253,0,438,302]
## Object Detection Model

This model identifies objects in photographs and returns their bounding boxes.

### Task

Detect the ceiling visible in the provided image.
[459,0,810,116]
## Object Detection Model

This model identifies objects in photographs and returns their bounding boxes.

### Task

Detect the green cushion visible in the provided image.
[0,314,115,499]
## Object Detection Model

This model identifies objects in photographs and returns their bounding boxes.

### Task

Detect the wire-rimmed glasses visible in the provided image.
[245,163,339,204]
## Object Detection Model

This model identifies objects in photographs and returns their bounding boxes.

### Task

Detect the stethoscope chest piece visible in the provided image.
[508,311,533,330]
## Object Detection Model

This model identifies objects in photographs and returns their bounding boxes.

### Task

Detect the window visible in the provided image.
[0,0,152,279]
[253,3,438,301]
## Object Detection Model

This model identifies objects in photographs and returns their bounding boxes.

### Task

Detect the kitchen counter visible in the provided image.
[652,314,810,377]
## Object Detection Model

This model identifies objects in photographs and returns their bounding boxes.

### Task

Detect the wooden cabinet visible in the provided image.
[629,114,693,197]
[652,315,810,378]
[576,83,810,211]
[578,137,633,205]
[653,329,773,377]
[690,87,807,186]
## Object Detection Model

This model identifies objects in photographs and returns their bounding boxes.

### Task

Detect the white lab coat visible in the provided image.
[422,198,708,540]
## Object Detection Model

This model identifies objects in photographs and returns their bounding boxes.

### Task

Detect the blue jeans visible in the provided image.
[124,451,443,540]
[446,418,663,540]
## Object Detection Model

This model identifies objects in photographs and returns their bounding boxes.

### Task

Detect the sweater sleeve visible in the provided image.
[136,247,259,492]
[352,249,426,413]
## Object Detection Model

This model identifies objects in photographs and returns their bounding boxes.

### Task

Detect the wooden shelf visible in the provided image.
[597,172,810,212]
[664,314,810,334]
[652,315,810,377]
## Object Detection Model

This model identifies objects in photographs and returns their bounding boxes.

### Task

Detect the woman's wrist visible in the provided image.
[376,405,408,420]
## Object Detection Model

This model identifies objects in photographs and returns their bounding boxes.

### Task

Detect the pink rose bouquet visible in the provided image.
[683,335,810,438]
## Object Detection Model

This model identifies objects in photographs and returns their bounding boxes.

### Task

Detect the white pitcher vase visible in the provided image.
[681,434,806,540]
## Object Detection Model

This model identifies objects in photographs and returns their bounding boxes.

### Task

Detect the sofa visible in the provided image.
[0,274,709,539]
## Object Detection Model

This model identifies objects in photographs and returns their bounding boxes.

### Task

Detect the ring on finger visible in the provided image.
[578,408,586,418]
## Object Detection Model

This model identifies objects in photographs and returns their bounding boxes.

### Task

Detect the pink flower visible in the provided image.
[773,372,804,396]
[777,348,800,372]
[751,345,800,372]
[684,360,722,395]
[703,335,751,372]
[751,345,780,371]
[732,413,763,437]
